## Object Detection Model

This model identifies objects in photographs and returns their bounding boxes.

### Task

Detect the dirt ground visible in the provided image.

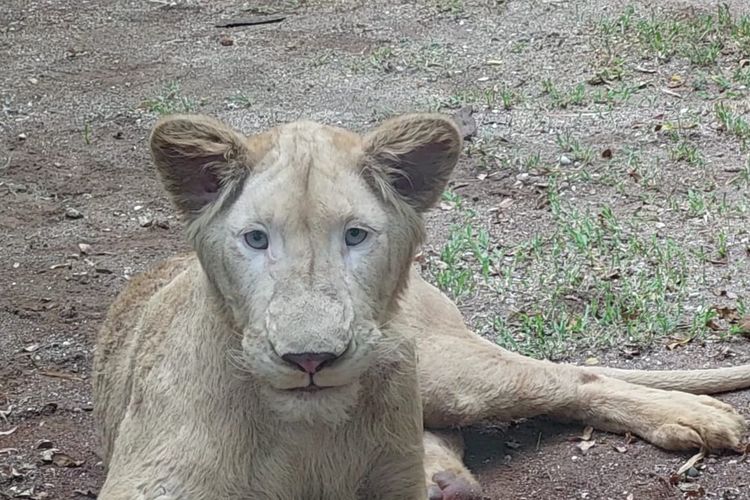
[2,0,750,498]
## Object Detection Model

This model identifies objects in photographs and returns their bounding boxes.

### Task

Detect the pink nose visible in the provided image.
[281,352,339,374]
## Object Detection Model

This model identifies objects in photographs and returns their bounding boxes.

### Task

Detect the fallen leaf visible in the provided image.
[666,335,693,350]
[613,444,628,453]
[677,449,705,475]
[497,198,514,210]
[677,482,705,497]
[51,452,84,468]
[737,316,750,336]
[576,439,596,454]
[601,148,613,159]
[36,440,54,450]
[581,426,594,441]
[40,449,58,463]
[667,74,684,88]
[715,306,739,321]
[584,357,599,366]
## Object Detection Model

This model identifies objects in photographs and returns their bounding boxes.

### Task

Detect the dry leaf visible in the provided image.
[677,449,705,475]
[40,449,58,462]
[667,335,693,350]
[613,444,628,453]
[576,440,596,454]
[497,198,514,210]
[715,306,739,321]
[52,452,84,467]
[584,357,599,366]
[581,426,594,441]
[737,316,750,336]
[601,148,613,159]
[667,74,684,88]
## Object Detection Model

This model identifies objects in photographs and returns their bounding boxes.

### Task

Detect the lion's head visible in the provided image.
[150,113,461,424]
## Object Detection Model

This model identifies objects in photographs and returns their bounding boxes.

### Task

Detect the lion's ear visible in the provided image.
[150,114,250,218]
[362,113,462,212]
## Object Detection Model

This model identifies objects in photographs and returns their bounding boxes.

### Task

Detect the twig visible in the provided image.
[661,88,683,99]
[215,16,286,28]
[38,370,84,382]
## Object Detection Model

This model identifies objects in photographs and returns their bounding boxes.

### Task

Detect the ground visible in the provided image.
[1,0,750,498]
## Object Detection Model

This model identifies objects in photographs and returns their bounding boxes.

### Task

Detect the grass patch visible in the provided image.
[598,5,750,66]
[715,102,750,149]
[428,182,728,360]
[141,81,198,115]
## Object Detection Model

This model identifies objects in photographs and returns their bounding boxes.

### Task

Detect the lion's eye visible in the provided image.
[244,230,269,250]
[345,227,368,246]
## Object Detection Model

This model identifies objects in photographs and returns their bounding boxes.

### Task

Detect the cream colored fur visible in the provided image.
[94,114,750,500]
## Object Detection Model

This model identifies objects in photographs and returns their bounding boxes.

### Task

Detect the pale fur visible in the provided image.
[95,114,750,500]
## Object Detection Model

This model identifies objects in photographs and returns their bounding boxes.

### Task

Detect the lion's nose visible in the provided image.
[281,352,339,374]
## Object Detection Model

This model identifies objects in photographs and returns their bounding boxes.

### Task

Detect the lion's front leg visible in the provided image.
[423,430,482,500]
[417,331,747,451]
[561,375,747,451]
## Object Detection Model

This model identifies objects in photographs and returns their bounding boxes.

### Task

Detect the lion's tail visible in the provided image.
[584,364,750,394]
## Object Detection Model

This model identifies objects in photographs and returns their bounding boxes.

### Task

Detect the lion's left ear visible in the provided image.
[362,113,462,212]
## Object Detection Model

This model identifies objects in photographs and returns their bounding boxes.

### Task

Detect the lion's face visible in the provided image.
[150,113,461,424]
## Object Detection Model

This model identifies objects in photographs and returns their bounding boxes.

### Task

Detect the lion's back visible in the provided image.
[93,253,196,464]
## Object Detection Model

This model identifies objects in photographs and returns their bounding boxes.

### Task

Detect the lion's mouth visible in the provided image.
[287,383,334,393]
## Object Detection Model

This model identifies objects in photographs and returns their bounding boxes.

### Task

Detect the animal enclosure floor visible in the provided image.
[2,0,750,498]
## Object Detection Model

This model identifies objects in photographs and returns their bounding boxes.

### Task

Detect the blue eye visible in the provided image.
[244,230,269,250]
[345,227,368,246]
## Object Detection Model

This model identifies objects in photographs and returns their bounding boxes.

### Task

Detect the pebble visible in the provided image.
[17,133,27,141]
[559,155,572,165]
[686,467,700,478]
[65,207,83,219]
[138,214,153,227]
[28,77,38,85]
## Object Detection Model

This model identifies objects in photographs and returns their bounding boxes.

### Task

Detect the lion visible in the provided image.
[93,113,750,499]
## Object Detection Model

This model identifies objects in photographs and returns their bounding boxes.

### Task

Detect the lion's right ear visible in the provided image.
[150,114,250,217]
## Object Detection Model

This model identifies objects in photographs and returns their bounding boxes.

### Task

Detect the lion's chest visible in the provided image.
[240,423,375,499]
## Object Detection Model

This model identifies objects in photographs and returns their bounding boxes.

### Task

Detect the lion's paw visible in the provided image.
[427,471,484,500]
[643,392,747,451]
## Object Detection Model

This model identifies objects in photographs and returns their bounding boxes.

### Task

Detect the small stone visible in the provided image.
[12,262,20,269]
[65,207,83,219]
[559,155,572,165]
[686,467,700,478]
[155,218,170,230]
[77,243,92,254]
[138,214,153,227]
[17,133,27,141]
[28,77,38,85]
[219,35,234,46]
